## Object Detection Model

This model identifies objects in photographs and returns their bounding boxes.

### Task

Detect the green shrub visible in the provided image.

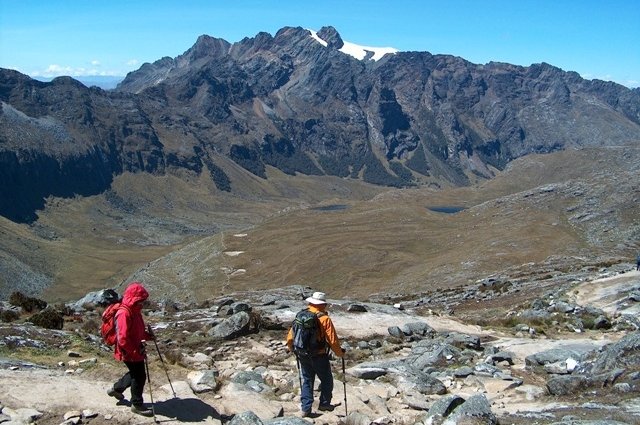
[28,307,64,330]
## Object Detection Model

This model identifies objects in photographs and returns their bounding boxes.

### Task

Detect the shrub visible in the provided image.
[163,349,183,365]
[81,317,100,334]
[28,307,64,330]
[9,291,47,313]
[0,309,19,323]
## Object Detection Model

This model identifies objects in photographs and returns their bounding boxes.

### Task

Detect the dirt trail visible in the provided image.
[574,269,640,315]
[1,270,638,424]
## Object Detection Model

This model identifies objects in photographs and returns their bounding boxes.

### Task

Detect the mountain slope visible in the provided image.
[1,26,639,302]
[1,26,639,224]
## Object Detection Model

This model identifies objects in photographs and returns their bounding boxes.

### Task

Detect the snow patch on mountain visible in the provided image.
[308,30,397,61]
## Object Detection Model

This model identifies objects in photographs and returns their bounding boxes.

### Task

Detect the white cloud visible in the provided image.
[579,72,638,88]
[126,59,139,66]
[91,60,101,66]
[31,64,123,77]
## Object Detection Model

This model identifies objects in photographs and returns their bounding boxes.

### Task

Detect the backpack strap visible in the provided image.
[314,311,329,354]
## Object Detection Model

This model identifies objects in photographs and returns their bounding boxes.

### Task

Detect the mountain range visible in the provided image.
[0,26,639,301]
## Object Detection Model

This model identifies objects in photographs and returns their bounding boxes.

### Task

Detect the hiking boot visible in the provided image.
[318,404,335,412]
[131,405,153,417]
[107,388,124,401]
[300,410,312,418]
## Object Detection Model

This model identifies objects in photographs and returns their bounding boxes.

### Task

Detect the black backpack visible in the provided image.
[291,309,326,357]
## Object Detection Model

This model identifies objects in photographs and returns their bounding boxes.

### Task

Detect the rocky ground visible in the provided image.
[1,264,640,425]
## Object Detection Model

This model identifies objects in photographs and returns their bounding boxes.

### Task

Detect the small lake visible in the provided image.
[427,206,466,214]
[311,204,349,211]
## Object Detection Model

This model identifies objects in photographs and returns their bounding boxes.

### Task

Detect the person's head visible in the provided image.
[306,291,327,310]
[122,281,149,308]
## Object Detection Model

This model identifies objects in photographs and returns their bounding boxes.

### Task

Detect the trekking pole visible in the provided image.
[295,355,304,395]
[341,355,348,416]
[148,325,177,398]
[143,348,158,423]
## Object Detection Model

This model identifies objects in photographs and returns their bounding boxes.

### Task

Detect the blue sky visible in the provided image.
[1,0,638,88]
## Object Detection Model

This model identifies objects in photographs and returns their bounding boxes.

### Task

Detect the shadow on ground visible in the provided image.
[153,397,221,422]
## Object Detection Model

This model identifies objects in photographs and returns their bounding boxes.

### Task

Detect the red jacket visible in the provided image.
[114,282,153,362]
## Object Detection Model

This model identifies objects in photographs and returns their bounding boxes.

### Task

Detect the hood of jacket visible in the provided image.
[121,282,149,309]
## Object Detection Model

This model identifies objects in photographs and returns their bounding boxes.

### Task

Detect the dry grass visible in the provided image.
[1,147,638,304]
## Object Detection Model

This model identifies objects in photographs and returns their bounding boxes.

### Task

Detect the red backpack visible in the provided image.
[101,302,126,346]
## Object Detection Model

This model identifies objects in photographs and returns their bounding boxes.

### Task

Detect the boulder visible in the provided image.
[347,303,368,312]
[442,332,481,350]
[347,365,388,380]
[208,311,251,339]
[387,326,404,338]
[428,395,465,418]
[445,393,497,424]
[546,375,589,396]
[401,322,436,337]
[525,348,582,367]
[228,411,263,425]
[188,370,219,393]
[411,343,462,369]
[70,289,119,310]
[591,331,640,373]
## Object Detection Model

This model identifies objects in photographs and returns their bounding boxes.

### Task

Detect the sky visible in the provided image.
[1,0,639,88]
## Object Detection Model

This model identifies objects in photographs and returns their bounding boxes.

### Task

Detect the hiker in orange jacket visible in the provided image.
[286,291,345,417]
[106,282,155,417]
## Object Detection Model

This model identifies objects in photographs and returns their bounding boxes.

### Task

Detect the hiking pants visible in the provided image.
[113,360,146,406]
[298,354,333,412]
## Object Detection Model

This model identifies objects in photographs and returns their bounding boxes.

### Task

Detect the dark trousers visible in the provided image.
[113,360,146,406]
[297,354,333,412]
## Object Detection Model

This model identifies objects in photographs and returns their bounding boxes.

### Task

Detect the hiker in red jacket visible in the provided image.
[106,282,155,417]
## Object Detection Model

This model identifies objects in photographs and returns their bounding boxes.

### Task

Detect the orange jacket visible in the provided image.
[287,304,343,357]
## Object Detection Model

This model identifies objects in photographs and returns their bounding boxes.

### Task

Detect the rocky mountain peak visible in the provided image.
[1,25,640,224]
[317,25,344,49]
[187,34,231,61]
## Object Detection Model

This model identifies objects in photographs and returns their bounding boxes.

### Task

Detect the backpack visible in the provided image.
[291,309,326,357]
[100,302,127,346]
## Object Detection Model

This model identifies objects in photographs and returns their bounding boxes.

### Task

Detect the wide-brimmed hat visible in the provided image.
[305,291,327,305]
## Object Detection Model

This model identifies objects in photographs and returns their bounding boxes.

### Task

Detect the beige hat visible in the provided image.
[305,291,327,305]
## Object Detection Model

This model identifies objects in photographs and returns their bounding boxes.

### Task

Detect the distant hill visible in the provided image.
[33,75,123,90]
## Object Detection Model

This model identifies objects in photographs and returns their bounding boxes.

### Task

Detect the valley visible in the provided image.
[1,145,638,306]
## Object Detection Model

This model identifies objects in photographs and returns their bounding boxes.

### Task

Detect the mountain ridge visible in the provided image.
[2,25,639,223]
[0,26,639,302]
